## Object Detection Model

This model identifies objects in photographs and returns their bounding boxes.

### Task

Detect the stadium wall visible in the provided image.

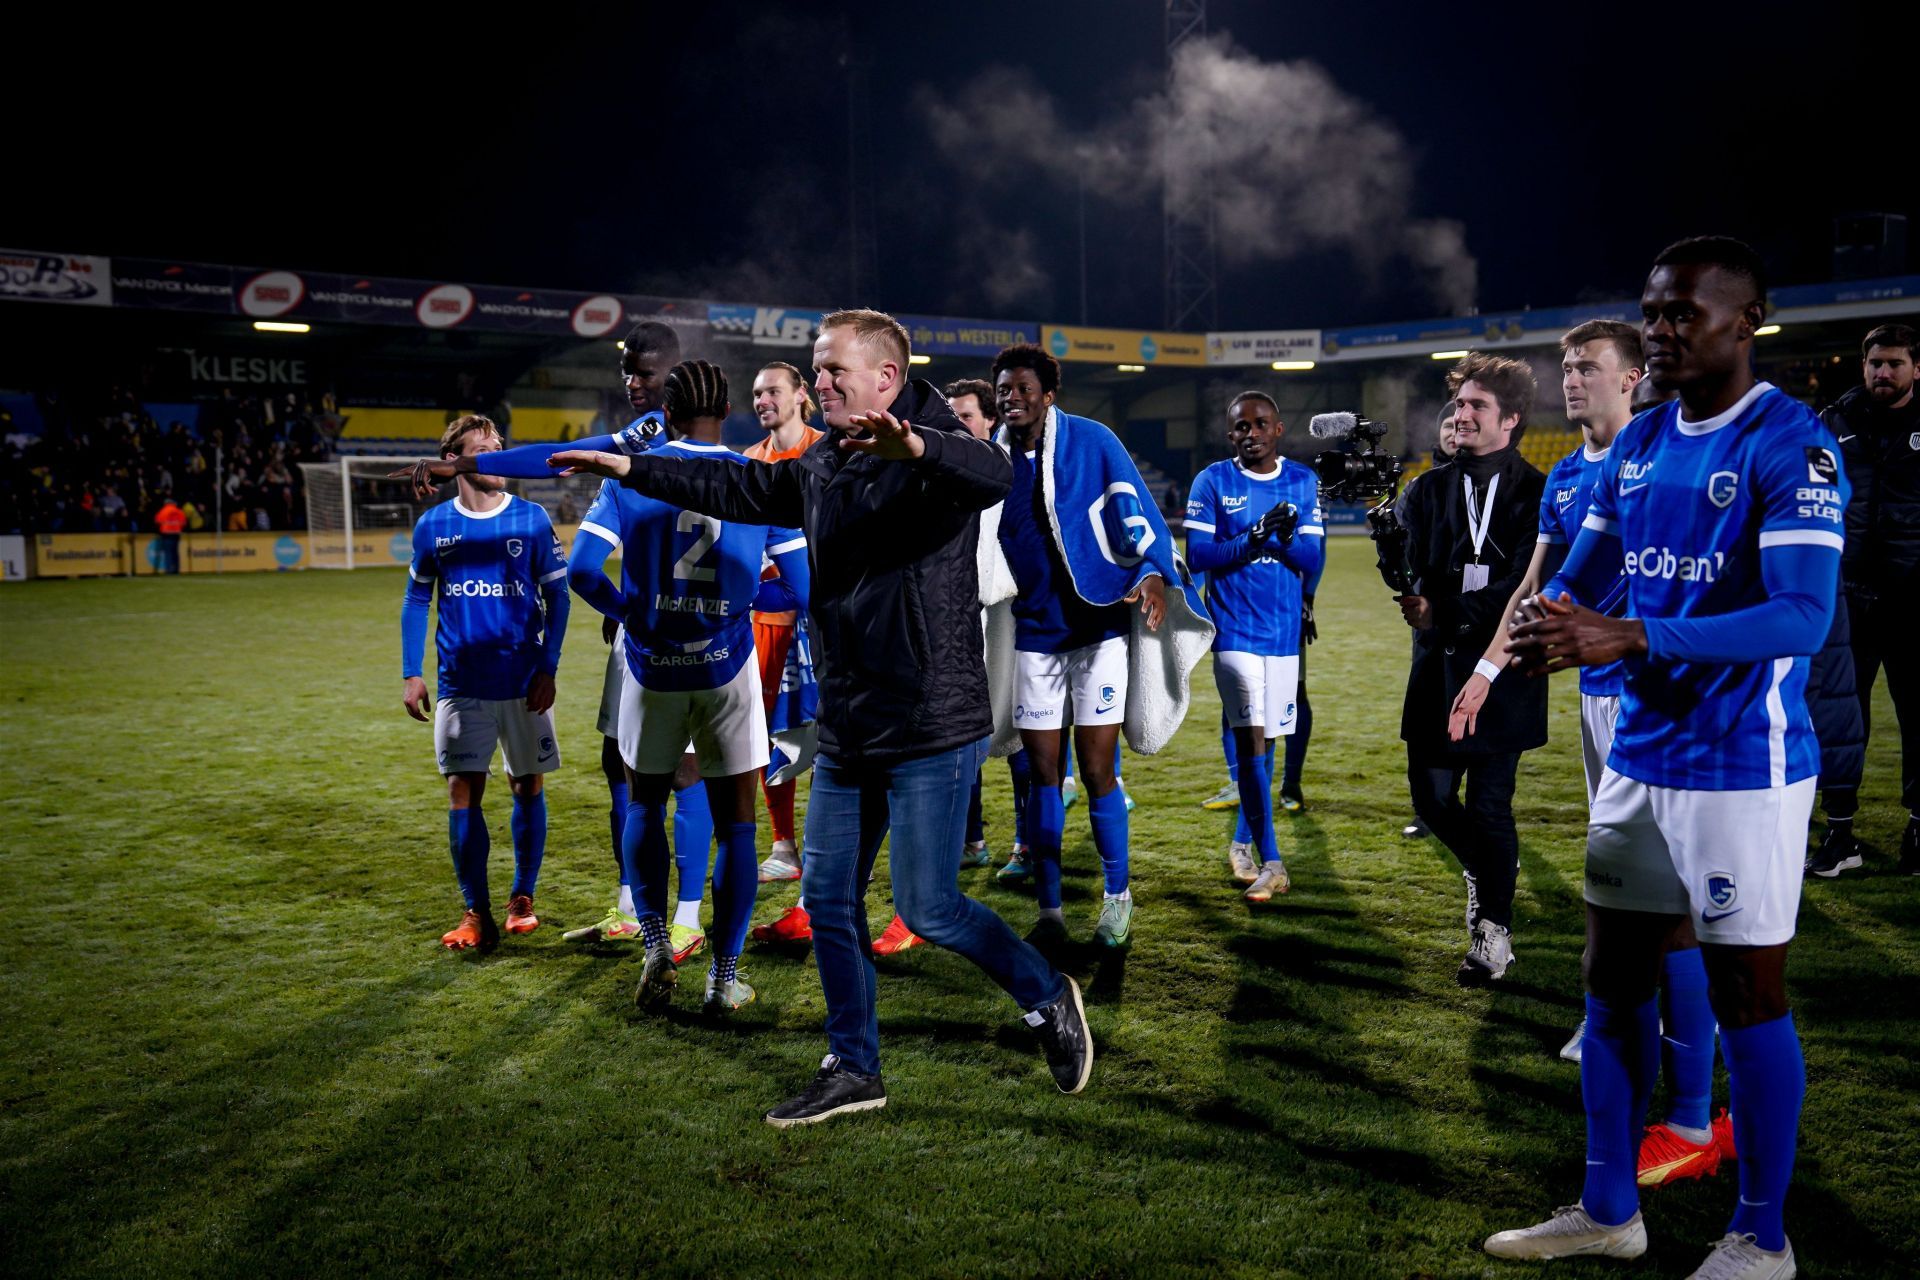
[21,525,603,578]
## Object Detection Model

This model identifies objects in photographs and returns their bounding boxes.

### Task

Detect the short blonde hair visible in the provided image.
[439,413,500,459]
[821,308,911,374]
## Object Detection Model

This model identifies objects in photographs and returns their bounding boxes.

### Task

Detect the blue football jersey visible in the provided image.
[610,410,667,456]
[1538,444,1627,697]
[408,495,568,700]
[1583,383,1848,790]
[1001,445,1130,654]
[580,439,805,692]
[1185,458,1324,656]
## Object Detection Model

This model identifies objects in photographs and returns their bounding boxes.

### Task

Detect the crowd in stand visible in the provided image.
[0,389,339,535]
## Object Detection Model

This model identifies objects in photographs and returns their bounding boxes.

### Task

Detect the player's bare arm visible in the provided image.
[1449,541,1557,740]
[546,449,631,480]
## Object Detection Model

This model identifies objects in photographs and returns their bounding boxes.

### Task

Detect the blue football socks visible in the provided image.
[1722,1013,1804,1252]
[607,778,629,884]
[1580,991,1660,1227]
[1008,750,1032,846]
[621,797,671,922]
[1032,784,1066,910]
[1087,786,1130,895]
[509,791,546,899]
[447,808,490,912]
[672,780,712,905]
[1660,947,1716,1134]
[709,821,759,958]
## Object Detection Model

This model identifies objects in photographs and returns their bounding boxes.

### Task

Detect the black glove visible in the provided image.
[602,615,619,646]
[1301,593,1317,646]
[1247,501,1298,551]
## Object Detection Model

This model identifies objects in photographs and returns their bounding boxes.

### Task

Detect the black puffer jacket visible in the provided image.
[1821,384,1920,596]
[617,379,1008,762]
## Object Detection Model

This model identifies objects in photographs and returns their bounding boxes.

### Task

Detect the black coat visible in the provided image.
[1821,385,1920,596]
[617,379,1008,763]
[1396,448,1549,755]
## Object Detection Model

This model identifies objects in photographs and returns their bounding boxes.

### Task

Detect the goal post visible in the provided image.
[298,460,605,570]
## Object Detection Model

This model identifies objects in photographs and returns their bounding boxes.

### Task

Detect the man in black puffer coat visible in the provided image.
[553,309,1094,1125]
[1816,322,1920,875]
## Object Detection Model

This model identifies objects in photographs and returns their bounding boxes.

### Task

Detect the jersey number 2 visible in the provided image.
[673,511,722,582]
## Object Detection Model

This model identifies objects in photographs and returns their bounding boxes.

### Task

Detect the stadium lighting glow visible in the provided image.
[1430,349,1468,360]
[253,321,310,334]
[1117,363,1147,372]
[1755,324,1782,336]
[615,340,624,349]
[1270,360,1316,371]
[909,354,932,365]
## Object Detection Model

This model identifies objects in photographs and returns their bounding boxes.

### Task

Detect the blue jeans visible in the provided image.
[802,737,1063,1076]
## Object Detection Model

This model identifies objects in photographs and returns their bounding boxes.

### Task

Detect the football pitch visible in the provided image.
[3,539,1914,1278]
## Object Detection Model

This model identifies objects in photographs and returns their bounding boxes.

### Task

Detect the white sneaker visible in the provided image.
[1227,841,1259,884]
[1484,1205,1647,1260]
[1457,918,1514,986]
[1687,1233,1795,1280]
[1245,860,1290,902]
[758,840,801,883]
[1560,1015,1587,1062]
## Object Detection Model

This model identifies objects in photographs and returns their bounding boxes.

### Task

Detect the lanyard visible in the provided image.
[1463,473,1498,563]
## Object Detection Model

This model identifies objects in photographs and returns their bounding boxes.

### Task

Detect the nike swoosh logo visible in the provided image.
[1740,1197,1769,1207]
[1837,436,1855,442]
[1701,908,1743,923]
[1619,483,1650,495]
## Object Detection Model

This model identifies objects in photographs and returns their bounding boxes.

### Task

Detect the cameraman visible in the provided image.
[1395,353,1548,985]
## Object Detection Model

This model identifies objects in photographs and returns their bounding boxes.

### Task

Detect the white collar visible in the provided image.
[454,493,513,520]
[670,439,730,453]
[1582,444,1610,462]
[1235,459,1283,481]
[1676,382,1772,436]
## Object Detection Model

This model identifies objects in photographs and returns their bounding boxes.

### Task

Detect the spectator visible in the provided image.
[154,493,186,574]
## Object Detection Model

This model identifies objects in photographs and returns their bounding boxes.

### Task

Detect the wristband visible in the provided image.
[1473,658,1503,683]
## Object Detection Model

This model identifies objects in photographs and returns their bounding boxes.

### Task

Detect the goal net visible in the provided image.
[299,460,603,569]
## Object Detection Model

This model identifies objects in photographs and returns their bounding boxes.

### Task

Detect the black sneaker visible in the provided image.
[1025,916,1070,949]
[1025,975,1093,1094]
[1900,822,1920,876]
[633,942,678,1011]
[1403,819,1430,839]
[1806,825,1863,878]
[764,1055,887,1128]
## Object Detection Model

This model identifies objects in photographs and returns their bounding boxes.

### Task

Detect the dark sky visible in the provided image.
[18,1,1915,331]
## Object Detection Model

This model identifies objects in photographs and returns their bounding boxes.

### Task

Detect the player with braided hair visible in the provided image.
[558,359,810,1012]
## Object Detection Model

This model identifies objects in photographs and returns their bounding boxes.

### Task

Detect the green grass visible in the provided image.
[2,540,1914,1278]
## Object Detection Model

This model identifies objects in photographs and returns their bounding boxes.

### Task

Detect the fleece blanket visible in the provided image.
[984,409,1214,757]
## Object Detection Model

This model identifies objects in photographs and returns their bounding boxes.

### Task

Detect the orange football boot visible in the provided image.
[504,894,540,935]
[871,915,925,956]
[1637,1121,1723,1186]
[752,904,813,944]
[441,909,500,951]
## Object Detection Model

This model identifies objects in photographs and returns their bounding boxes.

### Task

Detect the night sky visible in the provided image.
[19,1,1914,331]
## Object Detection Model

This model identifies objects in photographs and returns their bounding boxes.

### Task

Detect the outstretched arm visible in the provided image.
[566,520,626,622]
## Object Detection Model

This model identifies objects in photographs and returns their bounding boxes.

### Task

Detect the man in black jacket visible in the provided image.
[1395,353,1548,983]
[552,309,1093,1124]
[1819,322,1920,874]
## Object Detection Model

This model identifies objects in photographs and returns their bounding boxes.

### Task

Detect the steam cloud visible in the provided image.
[923,34,1478,314]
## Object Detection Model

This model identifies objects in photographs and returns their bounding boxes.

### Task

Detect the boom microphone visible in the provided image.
[1308,411,1359,439]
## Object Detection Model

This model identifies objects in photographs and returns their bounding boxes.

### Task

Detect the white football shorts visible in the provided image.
[1579,692,1620,806]
[1012,636,1128,730]
[435,695,561,778]
[596,623,625,739]
[617,656,768,778]
[1584,768,1813,947]
[1214,651,1301,735]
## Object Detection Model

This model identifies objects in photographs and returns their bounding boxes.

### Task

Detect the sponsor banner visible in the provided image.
[105,256,708,340]
[1205,329,1321,366]
[1042,324,1208,367]
[708,303,827,348]
[307,529,416,571]
[1,250,112,307]
[898,314,1038,358]
[34,533,132,577]
[128,532,311,574]
[0,534,28,580]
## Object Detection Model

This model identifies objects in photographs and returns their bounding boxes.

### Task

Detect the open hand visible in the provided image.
[837,410,925,460]
[548,449,631,480]
[402,676,432,722]
[1448,672,1491,741]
